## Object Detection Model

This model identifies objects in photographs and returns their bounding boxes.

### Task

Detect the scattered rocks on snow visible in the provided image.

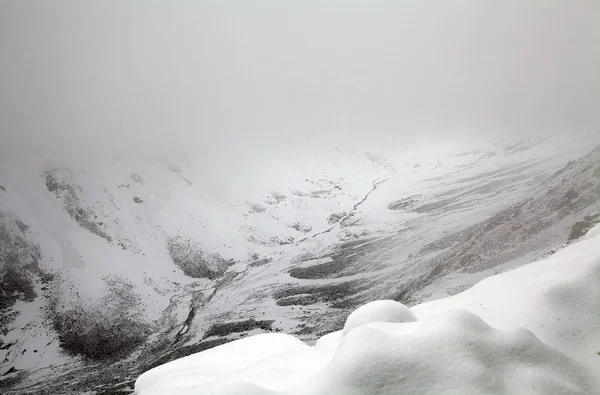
[327,212,347,224]
[42,166,113,243]
[0,212,48,339]
[202,319,275,340]
[388,194,423,210]
[130,173,145,184]
[247,203,266,213]
[51,276,150,361]
[167,236,231,279]
[289,222,313,233]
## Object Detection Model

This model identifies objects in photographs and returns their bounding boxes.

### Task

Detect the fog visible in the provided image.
[1,1,599,163]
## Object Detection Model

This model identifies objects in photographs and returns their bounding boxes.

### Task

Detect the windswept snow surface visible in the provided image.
[136,223,600,395]
[342,300,417,334]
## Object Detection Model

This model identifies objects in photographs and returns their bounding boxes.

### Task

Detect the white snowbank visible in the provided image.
[342,299,417,334]
[136,224,600,394]
[134,334,324,394]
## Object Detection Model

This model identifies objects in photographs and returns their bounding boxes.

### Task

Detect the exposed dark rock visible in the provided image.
[0,185,5,192]
[568,213,600,241]
[290,260,346,280]
[202,319,274,339]
[250,258,272,267]
[51,277,150,361]
[42,166,112,243]
[0,340,16,350]
[289,237,379,279]
[0,212,44,334]
[327,212,347,224]
[0,263,36,310]
[0,369,24,392]
[167,237,230,279]
[273,281,370,308]
[2,367,17,376]
[53,309,148,360]
[144,339,228,371]
[293,325,317,335]
[310,190,330,198]
[14,219,28,233]
[289,222,312,233]
[133,196,143,204]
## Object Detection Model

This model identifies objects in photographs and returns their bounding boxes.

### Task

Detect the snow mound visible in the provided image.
[135,333,309,394]
[136,229,600,395]
[342,300,417,335]
[309,310,591,395]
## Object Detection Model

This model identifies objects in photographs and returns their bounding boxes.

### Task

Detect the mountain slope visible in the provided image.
[135,221,600,395]
[0,137,598,393]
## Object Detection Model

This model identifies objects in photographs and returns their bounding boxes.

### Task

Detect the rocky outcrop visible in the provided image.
[51,276,150,361]
[167,237,231,279]
[42,166,112,243]
[0,212,48,336]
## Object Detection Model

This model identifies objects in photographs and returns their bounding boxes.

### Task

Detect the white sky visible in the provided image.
[1,1,599,161]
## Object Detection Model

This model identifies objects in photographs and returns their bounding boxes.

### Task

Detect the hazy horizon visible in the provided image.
[1,1,599,162]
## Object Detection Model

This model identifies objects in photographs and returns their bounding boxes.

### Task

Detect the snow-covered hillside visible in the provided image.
[135,221,600,395]
[1,136,599,394]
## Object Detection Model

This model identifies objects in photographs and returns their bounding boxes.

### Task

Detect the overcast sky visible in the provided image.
[1,1,599,160]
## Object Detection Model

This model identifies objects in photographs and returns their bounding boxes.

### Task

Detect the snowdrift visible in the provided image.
[134,222,600,394]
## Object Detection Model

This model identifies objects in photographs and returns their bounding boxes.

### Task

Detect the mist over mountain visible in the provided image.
[2,1,599,160]
[1,1,599,394]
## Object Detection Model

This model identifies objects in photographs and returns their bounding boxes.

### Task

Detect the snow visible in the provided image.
[2,135,598,390]
[135,223,600,395]
[342,300,416,334]
[134,333,324,394]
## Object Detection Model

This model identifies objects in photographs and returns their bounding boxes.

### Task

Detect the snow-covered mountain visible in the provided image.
[135,221,600,395]
[1,136,599,394]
